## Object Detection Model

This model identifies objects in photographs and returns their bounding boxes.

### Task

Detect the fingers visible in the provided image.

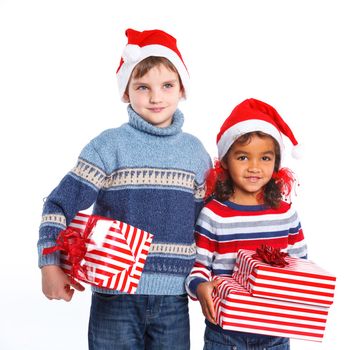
[198,282,218,324]
[62,286,75,302]
[41,265,85,302]
[43,285,73,301]
[201,298,217,324]
[211,278,222,288]
[204,297,217,324]
[196,280,222,325]
[43,280,82,302]
[208,287,217,324]
[42,286,61,300]
[71,281,85,292]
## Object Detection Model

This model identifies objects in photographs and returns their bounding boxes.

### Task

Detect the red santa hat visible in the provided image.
[216,98,301,160]
[116,28,189,102]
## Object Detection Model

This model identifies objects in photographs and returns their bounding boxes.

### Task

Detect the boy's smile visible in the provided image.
[124,64,183,128]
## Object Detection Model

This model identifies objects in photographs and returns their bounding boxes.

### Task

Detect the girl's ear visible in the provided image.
[220,158,228,170]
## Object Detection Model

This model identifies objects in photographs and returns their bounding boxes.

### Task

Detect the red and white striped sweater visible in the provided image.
[185,199,307,299]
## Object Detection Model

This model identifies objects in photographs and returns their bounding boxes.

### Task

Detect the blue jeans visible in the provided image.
[204,322,290,350]
[88,293,190,350]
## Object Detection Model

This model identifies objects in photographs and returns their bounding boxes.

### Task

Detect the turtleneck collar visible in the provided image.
[127,105,184,137]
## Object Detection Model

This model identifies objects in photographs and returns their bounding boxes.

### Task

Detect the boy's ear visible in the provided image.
[123,93,130,102]
[179,87,185,100]
[122,91,130,102]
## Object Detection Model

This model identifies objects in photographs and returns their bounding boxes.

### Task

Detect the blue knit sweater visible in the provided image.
[38,105,211,295]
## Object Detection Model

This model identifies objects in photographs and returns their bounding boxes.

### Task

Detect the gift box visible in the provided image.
[232,248,336,307]
[43,212,153,294]
[213,276,330,342]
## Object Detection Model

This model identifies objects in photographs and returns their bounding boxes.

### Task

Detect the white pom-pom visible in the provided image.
[122,44,141,63]
[291,144,303,159]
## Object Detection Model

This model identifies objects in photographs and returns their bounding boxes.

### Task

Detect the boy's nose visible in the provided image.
[150,90,162,104]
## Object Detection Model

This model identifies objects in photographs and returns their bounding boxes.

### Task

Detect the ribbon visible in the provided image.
[272,167,297,199]
[43,227,87,283]
[252,244,289,268]
[205,159,228,199]
[83,215,113,242]
[42,215,135,284]
[42,215,114,282]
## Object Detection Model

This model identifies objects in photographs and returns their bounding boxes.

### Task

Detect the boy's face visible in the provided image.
[124,64,183,128]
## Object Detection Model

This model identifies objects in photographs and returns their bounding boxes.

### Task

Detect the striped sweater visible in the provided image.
[185,199,307,299]
[38,105,211,295]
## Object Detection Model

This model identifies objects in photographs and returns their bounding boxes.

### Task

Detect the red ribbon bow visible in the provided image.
[272,167,297,200]
[42,215,110,283]
[205,159,228,199]
[252,244,289,268]
[43,228,87,283]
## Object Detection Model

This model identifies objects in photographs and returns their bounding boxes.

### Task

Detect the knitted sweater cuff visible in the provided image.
[37,242,61,268]
[187,277,207,300]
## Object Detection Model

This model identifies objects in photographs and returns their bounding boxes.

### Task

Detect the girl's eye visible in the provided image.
[237,155,248,161]
[137,85,148,91]
[262,156,272,161]
[164,83,173,89]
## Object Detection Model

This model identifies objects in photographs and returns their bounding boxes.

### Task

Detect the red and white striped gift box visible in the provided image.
[214,276,330,342]
[233,249,336,307]
[60,212,153,294]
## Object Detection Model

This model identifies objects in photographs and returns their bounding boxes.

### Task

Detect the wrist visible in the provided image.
[189,277,208,297]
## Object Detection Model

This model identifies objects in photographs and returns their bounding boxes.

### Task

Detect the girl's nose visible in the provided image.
[247,160,260,172]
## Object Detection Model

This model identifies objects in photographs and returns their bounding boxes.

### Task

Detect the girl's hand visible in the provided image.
[196,279,221,324]
[41,265,85,302]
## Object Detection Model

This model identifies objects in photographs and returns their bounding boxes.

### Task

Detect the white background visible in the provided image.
[0,0,362,349]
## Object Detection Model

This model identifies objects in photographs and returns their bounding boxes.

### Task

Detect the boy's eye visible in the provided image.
[237,155,248,161]
[262,156,272,161]
[136,85,148,91]
[163,83,173,89]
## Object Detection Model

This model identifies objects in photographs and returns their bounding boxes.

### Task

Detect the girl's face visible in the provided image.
[123,64,183,128]
[222,134,276,205]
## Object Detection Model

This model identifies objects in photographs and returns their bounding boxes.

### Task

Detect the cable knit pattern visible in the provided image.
[38,105,211,295]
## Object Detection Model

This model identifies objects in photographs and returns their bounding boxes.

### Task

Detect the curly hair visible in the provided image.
[214,131,282,208]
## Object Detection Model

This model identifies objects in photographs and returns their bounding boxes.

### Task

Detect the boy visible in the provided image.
[38,28,211,350]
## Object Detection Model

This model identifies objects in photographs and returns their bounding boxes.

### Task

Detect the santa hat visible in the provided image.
[216,98,301,160]
[116,28,189,102]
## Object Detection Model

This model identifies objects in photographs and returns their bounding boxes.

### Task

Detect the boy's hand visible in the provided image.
[196,279,221,324]
[41,265,85,302]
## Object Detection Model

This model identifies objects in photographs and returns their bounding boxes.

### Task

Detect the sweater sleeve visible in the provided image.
[37,141,107,267]
[286,206,308,258]
[193,144,212,222]
[185,206,215,300]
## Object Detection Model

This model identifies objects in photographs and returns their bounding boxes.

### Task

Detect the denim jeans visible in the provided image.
[203,322,290,350]
[88,292,190,350]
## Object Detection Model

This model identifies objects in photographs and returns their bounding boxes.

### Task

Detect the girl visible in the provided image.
[186,98,307,350]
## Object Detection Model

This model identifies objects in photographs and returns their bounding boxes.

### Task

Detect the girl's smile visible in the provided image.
[222,134,276,205]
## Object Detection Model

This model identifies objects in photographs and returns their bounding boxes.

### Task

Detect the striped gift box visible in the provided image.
[233,249,336,307]
[60,212,153,294]
[214,276,330,342]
